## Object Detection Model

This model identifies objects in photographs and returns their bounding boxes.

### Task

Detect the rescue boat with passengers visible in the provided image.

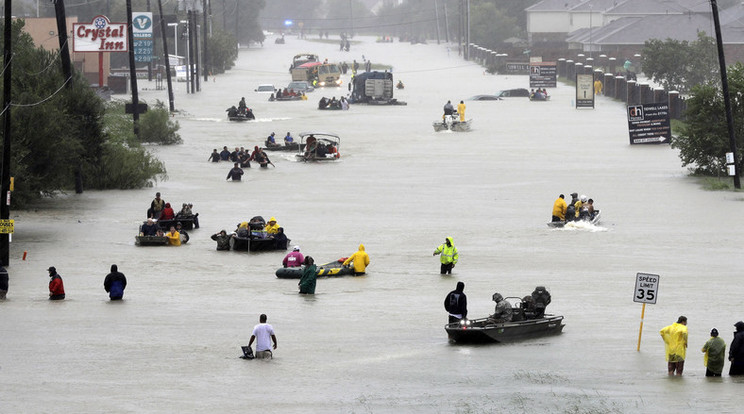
[275,259,355,279]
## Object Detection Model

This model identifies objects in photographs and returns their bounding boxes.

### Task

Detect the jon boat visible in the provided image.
[547,210,601,228]
[433,115,472,132]
[135,235,168,246]
[230,216,290,252]
[445,314,565,344]
[157,216,196,230]
[275,259,355,279]
[263,142,305,152]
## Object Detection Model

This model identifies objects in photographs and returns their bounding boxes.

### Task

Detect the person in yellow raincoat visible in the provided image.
[551,194,567,222]
[342,244,370,275]
[660,316,688,376]
[457,100,466,122]
[264,217,280,234]
[166,226,181,246]
[433,237,458,275]
[593,78,603,95]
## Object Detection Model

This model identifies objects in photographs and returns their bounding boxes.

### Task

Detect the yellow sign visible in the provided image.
[0,219,14,234]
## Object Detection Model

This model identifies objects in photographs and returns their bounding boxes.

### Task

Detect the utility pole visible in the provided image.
[711,0,741,188]
[1,0,12,266]
[126,0,141,137]
[443,1,449,43]
[53,0,73,88]
[349,0,354,37]
[457,0,462,56]
[194,17,200,92]
[434,0,441,45]
[203,0,209,82]
[188,10,196,94]
[465,0,470,61]
[157,0,175,111]
[146,0,153,81]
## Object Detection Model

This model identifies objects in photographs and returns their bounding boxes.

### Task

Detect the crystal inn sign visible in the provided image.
[73,15,129,52]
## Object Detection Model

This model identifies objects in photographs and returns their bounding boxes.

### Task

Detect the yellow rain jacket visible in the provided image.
[265,217,280,234]
[434,237,458,265]
[166,230,181,246]
[574,200,583,218]
[457,102,466,122]
[660,322,688,362]
[343,244,370,273]
[552,197,567,220]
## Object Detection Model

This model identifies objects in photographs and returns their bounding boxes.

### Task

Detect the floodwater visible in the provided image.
[2,35,744,413]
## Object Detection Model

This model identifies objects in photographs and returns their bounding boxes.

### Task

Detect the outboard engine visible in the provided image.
[531,286,551,318]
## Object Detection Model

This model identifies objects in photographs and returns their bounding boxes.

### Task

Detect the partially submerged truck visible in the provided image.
[291,62,342,87]
[348,71,406,105]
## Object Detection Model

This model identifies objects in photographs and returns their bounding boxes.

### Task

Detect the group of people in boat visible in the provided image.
[530,88,549,100]
[318,96,349,110]
[210,217,288,251]
[551,192,597,222]
[226,97,255,118]
[140,193,199,246]
[302,135,339,160]
[270,88,307,101]
[445,283,552,325]
[265,132,296,148]
[442,100,466,122]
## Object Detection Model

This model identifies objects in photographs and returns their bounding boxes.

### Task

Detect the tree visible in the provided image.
[205,30,239,73]
[469,1,519,50]
[0,19,166,206]
[673,63,744,176]
[641,32,719,94]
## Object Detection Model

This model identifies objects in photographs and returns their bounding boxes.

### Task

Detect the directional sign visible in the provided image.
[633,273,659,304]
[0,219,14,234]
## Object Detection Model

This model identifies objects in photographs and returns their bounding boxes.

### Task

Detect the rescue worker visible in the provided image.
[166,226,181,246]
[729,321,744,375]
[103,264,127,301]
[531,286,551,318]
[48,266,65,300]
[594,78,603,95]
[444,281,467,323]
[443,100,454,121]
[574,195,586,219]
[148,192,165,219]
[701,328,726,377]
[566,192,578,221]
[283,246,304,268]
[551,194,567,222]
[457,100,466,122]
[487,293,513,324]
[211,230,231,251]
[342,244,370,275]
[238,97,247,114]
[433,237,458,275]
[265,217,280,234]
[660,316,688,376]
[299,256,318,294]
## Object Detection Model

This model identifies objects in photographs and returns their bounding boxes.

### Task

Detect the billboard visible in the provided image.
[627,103,671,144]
[72,15,128,53]
[529,62,556,88]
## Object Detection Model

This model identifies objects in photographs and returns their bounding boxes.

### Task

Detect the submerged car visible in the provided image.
[469,94,501,101]
[496,88,530,98]
[255,84,276,93]
[287,81,314,93]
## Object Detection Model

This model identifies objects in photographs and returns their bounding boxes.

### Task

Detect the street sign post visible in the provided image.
[634,272,660,351]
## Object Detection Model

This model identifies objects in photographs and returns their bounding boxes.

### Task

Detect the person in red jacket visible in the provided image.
[48,266,65,300]
[160,203,175,220]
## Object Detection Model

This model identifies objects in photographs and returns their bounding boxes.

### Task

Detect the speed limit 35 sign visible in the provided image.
[634,273,659,304]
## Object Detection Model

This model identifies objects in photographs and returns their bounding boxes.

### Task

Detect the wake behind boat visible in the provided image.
[547,210,601,228]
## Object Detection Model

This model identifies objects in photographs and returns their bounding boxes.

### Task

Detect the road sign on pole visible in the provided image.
[634,272,659,304]
[634,272,660,351]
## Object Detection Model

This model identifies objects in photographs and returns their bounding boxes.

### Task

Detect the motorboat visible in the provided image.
[295,132,340,162]
[230,216,290,252]
[275,259,355,279]
[446,296,564,343]
[547,210,601,228]
[433,114,472,132]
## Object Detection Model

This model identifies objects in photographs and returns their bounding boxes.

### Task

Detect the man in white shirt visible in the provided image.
[248,314,278,359]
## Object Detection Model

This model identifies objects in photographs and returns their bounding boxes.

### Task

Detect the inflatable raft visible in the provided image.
[275,259,356,279]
